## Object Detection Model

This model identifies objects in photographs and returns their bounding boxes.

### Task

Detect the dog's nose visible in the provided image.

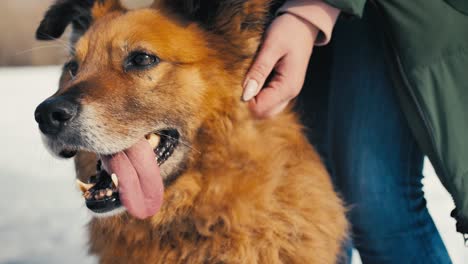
[34,97,79,135]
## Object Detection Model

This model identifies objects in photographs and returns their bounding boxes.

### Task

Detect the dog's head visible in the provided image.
[34,0,277,219]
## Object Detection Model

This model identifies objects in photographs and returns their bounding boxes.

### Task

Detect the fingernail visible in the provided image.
[242,79,259,101]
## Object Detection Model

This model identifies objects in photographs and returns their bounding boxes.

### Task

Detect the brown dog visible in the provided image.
[34,0,347,263]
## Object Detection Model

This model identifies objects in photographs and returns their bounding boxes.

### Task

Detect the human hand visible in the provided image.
[242,13,319,118]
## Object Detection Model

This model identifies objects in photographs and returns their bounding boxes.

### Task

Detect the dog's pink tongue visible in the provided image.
[101,139,164,219]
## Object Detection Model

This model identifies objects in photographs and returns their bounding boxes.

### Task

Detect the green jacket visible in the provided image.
[325,0,468,241]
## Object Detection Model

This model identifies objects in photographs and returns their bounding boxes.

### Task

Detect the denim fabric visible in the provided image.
[297,6,452,264]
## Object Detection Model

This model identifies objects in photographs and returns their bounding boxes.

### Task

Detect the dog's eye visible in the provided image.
[64,61,79,78]
[125,52,159,71]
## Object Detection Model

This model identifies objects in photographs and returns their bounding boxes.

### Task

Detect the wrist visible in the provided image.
[278,0,340,46]
[281,12,320,40]
[278,13,320,46]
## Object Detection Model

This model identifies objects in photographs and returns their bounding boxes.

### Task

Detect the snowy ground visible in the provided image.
[0,66,466,263]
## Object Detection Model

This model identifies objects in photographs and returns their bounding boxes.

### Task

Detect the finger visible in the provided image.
[250,99,290,119]
[268,101,290,117]
[248,84,288,118]
[249,56,303,118]
[243,42,283,102]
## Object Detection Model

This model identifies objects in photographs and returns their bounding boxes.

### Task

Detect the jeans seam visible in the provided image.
[406,137,438,262]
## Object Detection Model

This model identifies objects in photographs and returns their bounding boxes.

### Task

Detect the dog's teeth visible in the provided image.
[76,179,94,193]
[111,173,119,188]
[83,191,91,199]
[106,189,113,197]
[146,134,161,149]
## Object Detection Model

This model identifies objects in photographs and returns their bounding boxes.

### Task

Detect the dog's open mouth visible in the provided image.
[77,129,179,218]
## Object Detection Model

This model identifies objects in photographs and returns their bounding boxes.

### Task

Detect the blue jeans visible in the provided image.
[297,6,452,264]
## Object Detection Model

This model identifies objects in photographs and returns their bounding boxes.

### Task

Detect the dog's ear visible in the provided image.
[155,0,284,51]
[36,0,124,41]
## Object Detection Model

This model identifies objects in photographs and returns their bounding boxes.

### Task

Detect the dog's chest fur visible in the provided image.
[86,112,347,264]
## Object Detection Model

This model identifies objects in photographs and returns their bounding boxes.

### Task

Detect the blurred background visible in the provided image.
[0,0,152,66]
[0,0,466,263]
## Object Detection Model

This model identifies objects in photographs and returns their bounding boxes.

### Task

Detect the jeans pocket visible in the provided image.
[444,0,468,15]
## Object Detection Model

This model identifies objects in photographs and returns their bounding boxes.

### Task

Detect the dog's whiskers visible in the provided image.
[35,32,75,53]
[14,44,70,56]
[158,132,201,154]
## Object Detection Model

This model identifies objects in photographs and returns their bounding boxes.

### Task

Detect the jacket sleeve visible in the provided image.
[323,0,367,16]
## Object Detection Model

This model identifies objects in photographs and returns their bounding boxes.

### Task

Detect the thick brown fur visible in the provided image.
[38,0,348,263]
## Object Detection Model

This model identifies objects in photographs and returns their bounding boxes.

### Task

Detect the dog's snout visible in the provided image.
[35,97,79,135]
